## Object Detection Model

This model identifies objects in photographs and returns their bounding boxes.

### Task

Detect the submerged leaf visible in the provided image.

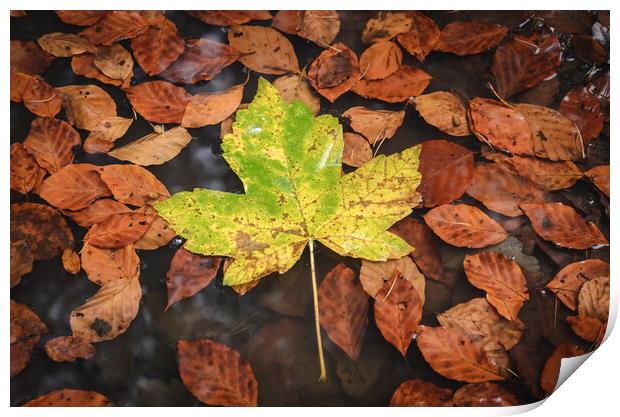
[434,21,508,56]
[166,247,222,309]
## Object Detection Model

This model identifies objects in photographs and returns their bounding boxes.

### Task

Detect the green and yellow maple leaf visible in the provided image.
[156,77,422,286]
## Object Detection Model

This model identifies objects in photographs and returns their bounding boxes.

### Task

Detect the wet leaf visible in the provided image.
[540,344,585,396]
[187,10,271,26]
[84,116,133,153]
[44,336,96,362]
[342,133,372,167]
[134,206,177,250]
[11,240,33,288]
[126,81,191,123]
[359,256,425,303]
[572,34,607,64]
[22,78,62,117]
[417,325,504,382]
[578,275,609,322]
[389,380,454,406]
[57,84,117,131]
[181,84,244,128]
[413,91,471,136]
[435,21,508,56]
[308,42,360,102]
[36,163,111,210]
[546,259,609,311]
[109,126,192,166]
[273,73,321,116]
[62,198,132,227]
[24,389,111,406]
[79,11,149,45]
[296,10,340,46]
[61,248,81,274]
[396,12,440,62]
[342,106,405,144]
[390,217,444,280]
[559,86,604,143]
[520,202,608,249]
[424,204,507,248]
[452,382,519,406]
[585,165,609,197]
[10,70,36,102]
[71,53,130,88]
[417,140,474,207]
[359,40,402,80]
[55,10,105,26]
[228,25,299,75]
[166,247,222,309]
[11,336,39,378]
[23,117,81,173]
[93,44,134,81]
[10,40,54,75]
[177,339,258,406]
[11,300,48,377]
[11,203,73,260]
[100,164,170,206]
[352,65,431,103]
[362,12,412,44]
[81,244,140,285]
[37,32,96,57]
[131,17,184,75]
[84,212,153,248]
[318,263,369,361]
[10,143,46,194]
[566,316,605,344]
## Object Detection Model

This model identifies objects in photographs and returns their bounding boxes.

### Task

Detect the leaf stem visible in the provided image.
[309,239,327,382]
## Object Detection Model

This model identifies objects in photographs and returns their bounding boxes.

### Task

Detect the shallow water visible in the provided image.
[11,10,610,406]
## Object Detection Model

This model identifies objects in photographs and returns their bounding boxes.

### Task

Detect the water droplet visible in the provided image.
[168,236,184,249]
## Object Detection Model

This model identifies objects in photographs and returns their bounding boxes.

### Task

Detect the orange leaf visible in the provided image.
[23,117,81,173]
[84,212,153,248]
[22,78,62,117]
[585,165,610,197]
[131,17,185,76]
[181,84,244,128]
[546,259,609,310]
[540,344,585,396]
[559,86,604,143]
[36,163,111,210]
[55,11,105,26]
[24,389,111,406]
[362,12,412,44]
[10,143,46,194]
[62,198,131,227]
[435,21,508,56]
[187,10,271,26]
[308,42,360,102]
[99,164,170,206]
[413,91,471,136]
[342,133,372,167]
[166,247,222,309]
[359,40,402,80]
[44,336,96,362]
[10,40,54,75]
[79,11,149,45]
[352,65,431,103]
[389,379,454,406]
[81,244,140,285]
[453,382,519,406]
[342,106,404,144]
[126,80,191,123]
[396,12,440,62]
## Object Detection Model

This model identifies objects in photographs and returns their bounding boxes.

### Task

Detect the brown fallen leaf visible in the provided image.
[61,248,81,274]
[188,10,271,26]
[177,339,258,406]
[540,344,585,396]
[11,240,34,288]
[81,244,140,285]
[585,165,609,197]
[342,133,372,167]
[362,11,412,44]
[84,212,153,248]
[359,40,402,80]
[79,11,149,45]
[161,38,241,84]
[99,164,170,206]
[566,316,606,345]
[10,70,37,102]
[359,256,425,303]
[295,10,340,46]
[228,25,298,75]
[318,263,369,361]
[166,246,222,309]
[273,73,321,116]
[57,84,117,131]
[44,336,96,362]
[23,117,81,173]
[390,217,444,281]
[36,163,111,210]
[389,379,454,406]
[134,206,176,250]
[434,21,508,56]
[271,10,299,34]
[559,86,604,143]
[11,336,39,378]
[71,53,130,88]
[126,81,191,124]
[578,275,609,322]
[109,126,192,166]
[342,106,404,145]
[93,44,134,81]
[413,91,471,136]
[84,117,134,154]
[22,78,62,118]
[11,203,74,260]
[11,300,48,377]
[352,65,432,103]
[24,389,111,406]
[424,204,508,248]
[131,17,184,76]
[56,10,105,26]
[62,198,132,227]
[469,98,534,155]
[417,140,474,207]
[10,143,46,194]
[546,259,609,311]
[70,274,142,342]
[308,42,361,102]
[572,34,607,65]
[452,382,519,406]
[520,202,608,250]
[10,40,54,75]
[396,12,440,62]
[37,32,96,57]
[417,325,504,382]
[181,84,244,128]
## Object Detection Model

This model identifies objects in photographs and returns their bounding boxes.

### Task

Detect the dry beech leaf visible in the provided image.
[396,12,440,62]
[181,84,244,128]
[85,116,134,154]
[70,275,142,342]
[463,253,530,320]
[79,11,149,45]
[55,10,105,26]
[318,263,369,361]
[161,38,241,84]
[100,164,170,206]
[413,92,471,136]
[44,336,96,362]
[417,140,474,207]
[166,247,222,309]
[374,271,423,356]
[131,17,184,75]
[36,163,111,210]
[93,44,134,81]
[57,84,117,131]
[566,316,606,344]
[126,81,191,123]
[81,244,140,285]
[362,12,412,44]
[342,133,372,167]
[578,276,609,322]
[359,256,425,303]
[359,40,402,81]
[515,103,582,161]
[10,143,46,194]
[109,126,192,166]
[23,117,81,174]
[342,107,404,145]
[273,74,321,116]
[466,162,545,217]
[585,165,609,197]
[469,98,533,155]
[11,203,74,261]
[424,204,508,248]
[520,202,608,249]
[546,259,609,311]
[71,53,130,89]
[390,217,444,281]
[84,212,153,248]
[308,42,360,102]
[24,389,110,407]
[61,248,81,274]
[540,344,585,396]
[177,339,258,406]
[492,33,562,98]
[452,383,519,407]
[296,10,340,46]
[228,25,299,75]
[11,240,34,288]
[352,65,432,103]
[10,40,54,75]
[435,21,508,56]
[37,32,96,57]
[559,86,604,143]
[389,379,454,406]
[134,206,177,250]
[417,325,504,382]
[23,79,62,118]
[62,198,131,227]
[187,10,271,26]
